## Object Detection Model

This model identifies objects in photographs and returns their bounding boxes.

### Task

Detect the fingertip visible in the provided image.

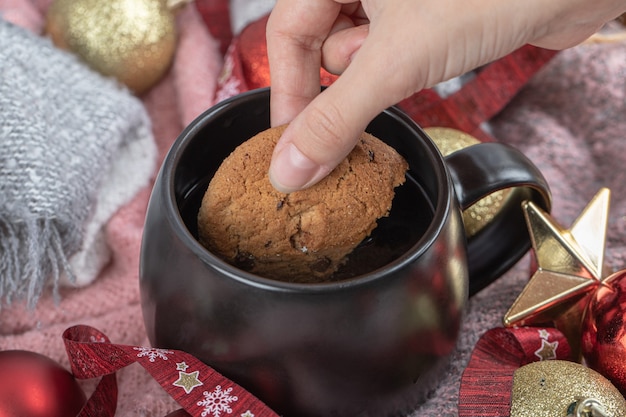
[269,142,329,193]
[269,74,386,193]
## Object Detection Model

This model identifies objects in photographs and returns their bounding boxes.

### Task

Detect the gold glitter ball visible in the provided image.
[424,127,513,237]
[511,360,626,417]
[46,0,178,94]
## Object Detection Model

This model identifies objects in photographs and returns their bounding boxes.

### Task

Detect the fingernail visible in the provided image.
[269,143,321,193]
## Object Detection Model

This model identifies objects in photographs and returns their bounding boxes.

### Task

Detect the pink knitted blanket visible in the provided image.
[1,1,626,415]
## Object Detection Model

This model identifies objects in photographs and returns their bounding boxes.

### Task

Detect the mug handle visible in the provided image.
[444,143,551,295]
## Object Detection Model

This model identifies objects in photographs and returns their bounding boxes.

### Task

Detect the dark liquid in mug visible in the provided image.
[179,173,435,282]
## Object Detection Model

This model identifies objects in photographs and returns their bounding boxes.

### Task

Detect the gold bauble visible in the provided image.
[46,0,181,94]
[511,360,626,417]
[424,127,513,237]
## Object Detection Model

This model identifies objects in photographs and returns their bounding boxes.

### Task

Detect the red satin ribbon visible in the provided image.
[398,45,558,141]
[458,326,572,416]
[195,0,233,55]
[63,325,279,417]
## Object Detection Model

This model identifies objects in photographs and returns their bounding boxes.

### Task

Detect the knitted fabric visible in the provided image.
[0,19,156,306]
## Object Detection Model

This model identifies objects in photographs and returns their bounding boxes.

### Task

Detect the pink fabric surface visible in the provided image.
[0,1,221,415]
[1,1,626,415]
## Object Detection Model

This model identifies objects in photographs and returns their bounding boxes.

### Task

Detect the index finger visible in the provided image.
[266,0,343,126]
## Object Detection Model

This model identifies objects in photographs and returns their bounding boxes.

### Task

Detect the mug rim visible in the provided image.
[160,87,453,293]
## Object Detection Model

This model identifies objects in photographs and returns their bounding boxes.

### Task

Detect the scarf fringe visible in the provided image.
[0,214,75,308]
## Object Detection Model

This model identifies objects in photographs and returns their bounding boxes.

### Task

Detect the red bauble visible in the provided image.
[0,350,86,417]
[582,269,626,396]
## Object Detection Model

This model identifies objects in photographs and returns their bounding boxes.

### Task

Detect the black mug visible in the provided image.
[139,87,550,417]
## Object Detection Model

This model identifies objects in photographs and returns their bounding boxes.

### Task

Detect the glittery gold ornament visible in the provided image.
[46,0,188,94]
[511,360,626,417]
[424,127,513,237]
[504,188,612,361]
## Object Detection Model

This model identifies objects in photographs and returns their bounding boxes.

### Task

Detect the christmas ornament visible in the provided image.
[503,188,612,359]
[62,324,279,417]
[510,360,626,417]
[458,326,572,416]
[424,127,513,237]
[0,350,86,417]
[582,269,626,396]
[46,0,190,94]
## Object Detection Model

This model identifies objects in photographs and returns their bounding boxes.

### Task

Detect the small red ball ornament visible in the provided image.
[0,350,86,417]
[582,269,626,396]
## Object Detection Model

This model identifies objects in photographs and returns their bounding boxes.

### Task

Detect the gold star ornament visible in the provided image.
[503,188,612,360]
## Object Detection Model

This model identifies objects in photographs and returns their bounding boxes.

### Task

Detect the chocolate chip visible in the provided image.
[276,199,285,210]
[309,257,332,273]
[234,251,255,271]
[368,150,375,161]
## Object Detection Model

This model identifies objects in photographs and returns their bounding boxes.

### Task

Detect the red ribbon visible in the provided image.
[195,0,233,56]
[398,45,558,141]
[63,325,279,417]
[458,326,572,416]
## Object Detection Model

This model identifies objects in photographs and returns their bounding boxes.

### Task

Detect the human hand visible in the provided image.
[266,0,626,193]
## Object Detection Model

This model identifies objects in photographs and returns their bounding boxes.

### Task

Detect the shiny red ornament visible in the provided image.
[0,350,86,417]
[582,269,626,396]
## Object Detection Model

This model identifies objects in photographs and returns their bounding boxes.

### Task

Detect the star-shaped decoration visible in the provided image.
[503,188,612,360]
[241,411,255,417]
[534,338,559,361]
[176,361,189,371]
[173,370,203,394]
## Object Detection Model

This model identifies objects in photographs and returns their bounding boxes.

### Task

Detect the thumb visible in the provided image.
[268,76,391,193]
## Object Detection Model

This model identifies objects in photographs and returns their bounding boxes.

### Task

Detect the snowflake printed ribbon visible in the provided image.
[62,325,279,417]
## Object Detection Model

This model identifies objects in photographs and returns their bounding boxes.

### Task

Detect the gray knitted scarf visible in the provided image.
[0,19,156,306]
